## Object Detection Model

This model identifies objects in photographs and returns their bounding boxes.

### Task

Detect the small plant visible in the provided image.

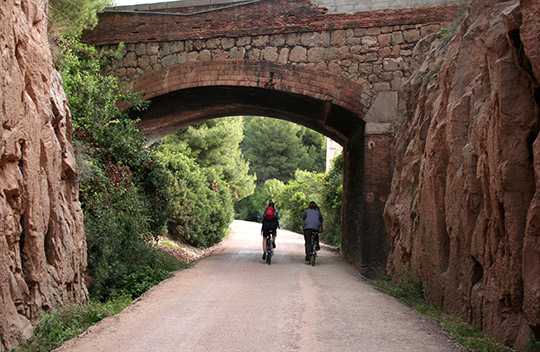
[440,4,468,44]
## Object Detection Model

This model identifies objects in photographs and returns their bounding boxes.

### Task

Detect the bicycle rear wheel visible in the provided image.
[267,252,272,265]
[310,252,316,266]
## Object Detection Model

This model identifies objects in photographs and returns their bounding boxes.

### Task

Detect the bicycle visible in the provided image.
[308,230,319,266]
[264,229,275,265]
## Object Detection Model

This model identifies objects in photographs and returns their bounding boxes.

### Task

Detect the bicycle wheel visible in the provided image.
[267,252,272,265]
[310,252,316,266]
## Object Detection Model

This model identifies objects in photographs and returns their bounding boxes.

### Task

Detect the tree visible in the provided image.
[241,116,326,184]
[168,117,256,199]
[49,0,113,35]
[276,170,325,233]
[319,153,343,247]
[235,179,286,221]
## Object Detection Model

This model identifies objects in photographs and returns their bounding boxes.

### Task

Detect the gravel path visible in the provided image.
[55,220,464,352]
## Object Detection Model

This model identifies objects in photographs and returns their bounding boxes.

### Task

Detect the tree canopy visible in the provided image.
[241,116,326,184]
[163,117,256,200]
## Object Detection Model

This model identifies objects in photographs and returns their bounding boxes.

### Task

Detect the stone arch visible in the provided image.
[127,60,373,145]
[125,59,386,275]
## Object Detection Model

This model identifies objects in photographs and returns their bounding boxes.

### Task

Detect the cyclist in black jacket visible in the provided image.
[301,201,323,262]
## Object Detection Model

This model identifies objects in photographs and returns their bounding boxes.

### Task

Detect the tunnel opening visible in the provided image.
[124,83,390,275]
[128,85,362,147]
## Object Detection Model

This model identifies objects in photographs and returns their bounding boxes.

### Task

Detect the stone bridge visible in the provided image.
[83,0,466,275]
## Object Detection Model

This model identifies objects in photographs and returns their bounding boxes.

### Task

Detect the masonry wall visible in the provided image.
[83,0,466,274]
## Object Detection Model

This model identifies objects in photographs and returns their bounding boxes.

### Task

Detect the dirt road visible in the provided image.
[55,220,463,352]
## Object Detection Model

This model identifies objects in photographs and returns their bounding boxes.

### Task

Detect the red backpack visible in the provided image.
[264,207,275,221]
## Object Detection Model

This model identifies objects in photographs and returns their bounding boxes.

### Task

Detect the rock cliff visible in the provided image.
[0,0,88,349]
[384,0,540,349]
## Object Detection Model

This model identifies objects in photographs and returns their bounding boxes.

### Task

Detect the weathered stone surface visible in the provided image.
[384,0,540,350]
[0,0,88,349]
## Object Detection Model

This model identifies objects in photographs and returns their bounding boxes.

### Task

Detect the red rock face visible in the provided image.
[384,0,540,349]
[0,0,88,349]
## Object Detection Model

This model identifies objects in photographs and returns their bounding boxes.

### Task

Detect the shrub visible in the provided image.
[276,170,324,233]
[57,35,180,301]
[235,179,286,221]
[319,153,343,247]
[14,295,132,352]
[156,149,233,247]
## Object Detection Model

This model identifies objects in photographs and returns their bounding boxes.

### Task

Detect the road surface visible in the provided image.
[55,220,463,352]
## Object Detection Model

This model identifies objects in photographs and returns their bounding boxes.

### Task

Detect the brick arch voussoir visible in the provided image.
[130,60,374,119]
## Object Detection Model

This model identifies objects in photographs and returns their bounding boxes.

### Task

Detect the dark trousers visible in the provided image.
[303,229,319,257]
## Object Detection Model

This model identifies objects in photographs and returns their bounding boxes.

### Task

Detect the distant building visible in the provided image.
[326,138,343,172]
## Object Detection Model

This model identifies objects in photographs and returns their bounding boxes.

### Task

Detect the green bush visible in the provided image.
[156,149,233,247]
[14,295,132,352]
[319,153,343,247]
[235,179,285,221]
[57,35,181,301]
[236,156,343,247]
[82,170,183,300]
[276,170,324,233]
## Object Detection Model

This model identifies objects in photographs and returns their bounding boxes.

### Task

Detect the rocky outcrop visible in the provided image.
[0,0,88,349]
[384,0,540,349]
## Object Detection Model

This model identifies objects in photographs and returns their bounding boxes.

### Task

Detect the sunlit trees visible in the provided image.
[241,116,326,184]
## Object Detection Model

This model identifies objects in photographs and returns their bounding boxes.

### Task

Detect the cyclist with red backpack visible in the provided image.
[261,202,280,260]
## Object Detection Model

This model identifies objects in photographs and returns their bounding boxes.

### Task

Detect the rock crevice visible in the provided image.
[384,0,540,349]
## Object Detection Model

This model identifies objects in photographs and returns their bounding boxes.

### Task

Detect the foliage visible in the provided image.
[527,337,540,352]
[275,170,325,233]
[155,146,234,247]
[318,153,343,247]
[235,179,286,221]
[14,295,132,352]
[236,151,342,247]
[170,117,256,199]
[369,268,515,352]
[241,116,326,184]
[49,0,113,35]
[369,267,434,314]
[57,35,181,301]
[442,315,514,352]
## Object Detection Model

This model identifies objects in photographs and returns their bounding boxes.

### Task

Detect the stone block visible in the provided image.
[270,34,285,47]
[278,47,290,64]
[263,47,279,61]
[362,36,378,47]
[308,47,325,62]
[391,31,404,44]
[252,35,269,47]
[230,47,246,59]
[301,32,321,47]
[403,29,420,42]
[236,37,251,46]
[290,46,307,62]
[331,30,346,46]
[135,43,146,56]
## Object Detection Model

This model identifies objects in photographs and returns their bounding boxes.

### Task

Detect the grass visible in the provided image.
[12,246,190,352]
[13,295,132,352]
[160,240,184,250]
[368,267,517,352]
